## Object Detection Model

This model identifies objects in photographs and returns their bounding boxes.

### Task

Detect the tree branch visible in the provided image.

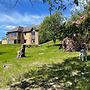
[13,0,19,8]
[28,0,33,6]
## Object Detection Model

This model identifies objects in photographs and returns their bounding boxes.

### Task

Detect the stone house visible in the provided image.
[2,26,39,45]
[2,37,8,44]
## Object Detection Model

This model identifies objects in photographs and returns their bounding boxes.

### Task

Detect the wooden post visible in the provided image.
[21,44,26,57]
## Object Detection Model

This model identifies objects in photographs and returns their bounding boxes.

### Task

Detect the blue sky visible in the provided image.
[0,0,82,40]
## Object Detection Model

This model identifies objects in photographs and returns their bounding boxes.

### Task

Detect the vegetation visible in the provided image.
[0,41,82,88]
[0,42,90,89]
[0,0,90,89]
[55,4,90,51]
[58,7,90,50]
[39,1,90,47]
[39,12,63,44]
[10,57,90,90]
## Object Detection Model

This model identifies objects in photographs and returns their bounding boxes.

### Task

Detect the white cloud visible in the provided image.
[5,25,15,29]
[0,25,15,29]
[0,12,47,25]
[0,25,16,40]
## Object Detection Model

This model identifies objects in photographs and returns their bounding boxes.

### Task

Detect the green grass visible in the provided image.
[0,40,90,88]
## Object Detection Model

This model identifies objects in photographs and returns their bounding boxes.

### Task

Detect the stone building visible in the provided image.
[2,37,8,44]
[2,26,39,45]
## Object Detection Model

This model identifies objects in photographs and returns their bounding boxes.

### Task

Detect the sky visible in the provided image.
[0,0,82,41]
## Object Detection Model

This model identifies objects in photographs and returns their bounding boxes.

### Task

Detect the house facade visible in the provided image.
[2,38,8,44]
[2,26,39,45]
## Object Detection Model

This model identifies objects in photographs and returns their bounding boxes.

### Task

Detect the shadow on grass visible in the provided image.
[10,56,90,90]
[47,44,62,49]
[47,43,61,46]
[0,52,7,55]
[87,55,90,61]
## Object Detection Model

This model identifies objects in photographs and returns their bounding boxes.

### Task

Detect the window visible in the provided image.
[32,31,35,35]
[24,33,26,35]
[14,40,17,44]
[11,33,16,37]
[32,39,35,43]
[24,39,27,43]
[18,40,20,44]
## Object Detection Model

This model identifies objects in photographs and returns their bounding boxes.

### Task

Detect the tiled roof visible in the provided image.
[23,25,39,32]
[7,25,39,34]
[7,26,23,33]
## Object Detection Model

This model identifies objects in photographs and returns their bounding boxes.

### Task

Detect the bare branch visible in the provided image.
[28,0,33,6]
[13,0,19,8]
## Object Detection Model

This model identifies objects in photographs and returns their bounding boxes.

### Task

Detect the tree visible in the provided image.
[61,6,90,51]
[39,12,64,44]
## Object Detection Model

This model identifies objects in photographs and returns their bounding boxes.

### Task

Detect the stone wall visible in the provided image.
[2,39,8,44]
[35,30,39,45]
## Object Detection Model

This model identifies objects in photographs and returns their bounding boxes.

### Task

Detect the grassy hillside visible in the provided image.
[0,41,90,89]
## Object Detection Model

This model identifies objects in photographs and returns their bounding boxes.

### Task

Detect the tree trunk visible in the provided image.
[21,44,26,57]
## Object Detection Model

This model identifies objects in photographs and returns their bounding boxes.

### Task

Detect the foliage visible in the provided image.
[61,7,90,45]
[10,56,90,90]
[39,12,63,44]
[42,0,90,15]
[43,0,79,13]
[80,15,90,44]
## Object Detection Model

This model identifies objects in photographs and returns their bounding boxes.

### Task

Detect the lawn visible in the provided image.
[0,41,90,89]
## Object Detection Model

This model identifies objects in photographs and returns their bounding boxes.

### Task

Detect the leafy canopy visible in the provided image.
[39,12,64,43]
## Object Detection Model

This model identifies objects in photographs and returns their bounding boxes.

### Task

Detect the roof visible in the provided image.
[7,25,39,34]
[7,26,24,34]
[23,25,39,32]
